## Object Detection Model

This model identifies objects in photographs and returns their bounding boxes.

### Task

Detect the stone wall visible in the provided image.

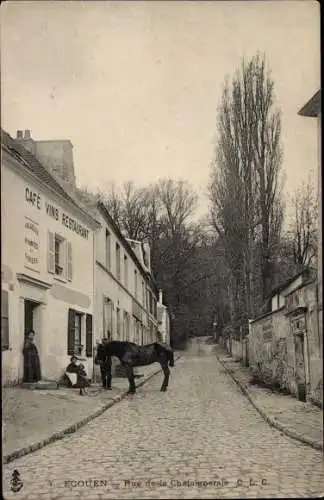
[248,280,322,404]
[304,282,323,407]
[231,340,242,360]
[248,308,295,394]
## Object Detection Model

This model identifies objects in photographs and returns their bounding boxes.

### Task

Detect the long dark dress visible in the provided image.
[23,340,41,382]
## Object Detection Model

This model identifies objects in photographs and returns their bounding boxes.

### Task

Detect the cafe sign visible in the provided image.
[25,186,90,240]
[24,218,40,271]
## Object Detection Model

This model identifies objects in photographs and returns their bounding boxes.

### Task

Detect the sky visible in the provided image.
[1,0,320,220]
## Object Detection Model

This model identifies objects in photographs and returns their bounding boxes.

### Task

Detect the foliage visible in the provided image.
[209,53,284,327]
[286,175,318,271]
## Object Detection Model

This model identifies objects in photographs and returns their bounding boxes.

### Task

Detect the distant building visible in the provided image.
[157,290,171,345]
[266,268,317,313]
[248,266,321,405]
[1,129,100,384]
[90,204,160,348]
[298,90,322,354]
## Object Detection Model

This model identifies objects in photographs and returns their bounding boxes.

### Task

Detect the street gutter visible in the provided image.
[215,351,323,452]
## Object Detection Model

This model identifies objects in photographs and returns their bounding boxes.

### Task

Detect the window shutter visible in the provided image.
[67,241,73,281]
[67,308,76,355]
[86,314,93,357]
[47,231,55,274]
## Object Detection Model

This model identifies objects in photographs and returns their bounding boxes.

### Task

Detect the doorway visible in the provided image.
[23,299,42,383]
[294,333,306,402]
[24,300,39,337]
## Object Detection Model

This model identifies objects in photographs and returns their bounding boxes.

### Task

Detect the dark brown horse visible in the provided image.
[95,340,174,394]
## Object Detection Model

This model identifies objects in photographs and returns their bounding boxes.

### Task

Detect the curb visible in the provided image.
[4,355,181,465]
[215,351,323,452]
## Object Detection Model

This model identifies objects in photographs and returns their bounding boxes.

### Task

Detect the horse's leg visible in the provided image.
[106,361,112,390]
[160,361,170,392]
[123,362,136,394]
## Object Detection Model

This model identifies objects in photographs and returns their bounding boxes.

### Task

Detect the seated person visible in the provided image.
[62,356,91,395]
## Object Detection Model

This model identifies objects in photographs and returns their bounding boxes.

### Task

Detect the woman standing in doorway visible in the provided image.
[23,330,41,382]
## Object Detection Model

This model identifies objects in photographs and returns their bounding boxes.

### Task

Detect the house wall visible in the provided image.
[1,153,96,384]
[249,280,322,403]
[93,210,160,374]
[271,294,285,311]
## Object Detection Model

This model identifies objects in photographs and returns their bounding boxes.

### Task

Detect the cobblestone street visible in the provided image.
[3,348,324,499]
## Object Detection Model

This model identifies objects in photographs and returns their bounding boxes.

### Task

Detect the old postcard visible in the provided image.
[1,1,322,499]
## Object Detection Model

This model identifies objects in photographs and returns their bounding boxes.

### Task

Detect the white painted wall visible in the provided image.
[2,154,96,383]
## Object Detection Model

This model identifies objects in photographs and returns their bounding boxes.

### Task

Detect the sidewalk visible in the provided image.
[3,355,180,465]
[214,345,323,451]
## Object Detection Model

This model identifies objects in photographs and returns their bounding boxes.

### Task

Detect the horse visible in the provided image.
[95,340,175,394]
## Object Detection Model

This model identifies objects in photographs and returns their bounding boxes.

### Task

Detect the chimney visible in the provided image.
[34,139,76,188]
[16,128,36,155]
[159,289,163,305]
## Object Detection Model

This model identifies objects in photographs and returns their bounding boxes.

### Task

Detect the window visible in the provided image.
[116,243,121,280]
[154,298,157,319]
[103,297,113,338]
[48,231,72,281]
[134,269,138,299]
[1,290,9,350]
[116,307,121,338]
[124,255,128,287]
[142,281,145,305]
[55,236,64,276]
[67,309,93,357]
[124,311,130,341]
[105,230,111,268]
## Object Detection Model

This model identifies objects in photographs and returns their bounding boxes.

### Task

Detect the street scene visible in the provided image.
[1,1,323,499]
[2,338,324,499]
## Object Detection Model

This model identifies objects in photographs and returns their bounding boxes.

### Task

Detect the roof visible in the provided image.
[1,129,100,228]
[267,267,317,299]
[298,90,321,117]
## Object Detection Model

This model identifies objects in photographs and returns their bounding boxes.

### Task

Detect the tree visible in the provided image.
[287,176,318,270]
[209,53,284,325]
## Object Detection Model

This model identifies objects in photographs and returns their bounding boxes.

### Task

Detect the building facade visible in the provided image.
[157,290,171,345]
[298,90,322,350]
[91,202,160,375]
[248,267,322,406]
[1,130,100,384]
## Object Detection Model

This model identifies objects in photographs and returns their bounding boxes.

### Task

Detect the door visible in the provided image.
[23,299,41,382]
[294,334,306,402]
[24,300,37,337]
